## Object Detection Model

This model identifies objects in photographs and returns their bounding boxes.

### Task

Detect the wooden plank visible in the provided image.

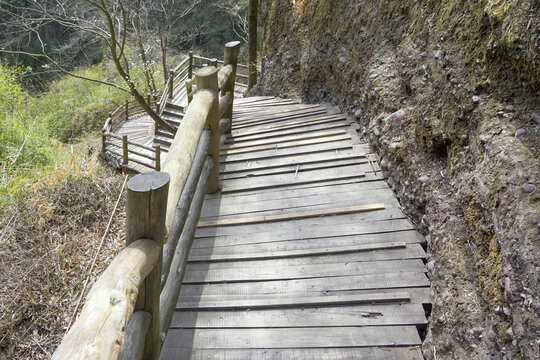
[231,109,328,130]
[179,287,432,306]
[224,120,353,144]
[206,176,386,202]
[159,346,425,360]
[222,129,348,150]
[233,107,321,123]
[183,259,426,284]
[198,200,401,225]
[176,291,412,310]
[194,216,413,242]
[221,164,368,193]
[198,207,407,237]
[187,243,425,264]
[190,231,425,257]
[162,326,422,349]
[232,104,323,121]
[171,303,427,328]
[220,157,371,181]
[220,134,351,156]
[231,114,342,134]
[221,142,368,164]
[178,272,430,298]
[229,116,349,138]
[197,203,384,228]
[200,187,397,219]
[218,172,383,196]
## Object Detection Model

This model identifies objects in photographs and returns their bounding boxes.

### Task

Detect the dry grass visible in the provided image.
[0,147,126,359]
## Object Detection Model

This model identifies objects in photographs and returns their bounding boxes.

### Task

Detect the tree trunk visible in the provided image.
[248,0,258,90]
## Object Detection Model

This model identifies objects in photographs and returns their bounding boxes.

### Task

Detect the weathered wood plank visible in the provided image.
[205,176,386,202]
[190,231,425,257]
[176,291,412,310]
[171,303,427,328]
[220,142,369,164]
[229,116,350,138]
[221,134,352,156]
[221,164,368,193]
[197,203,384,228]
[162,326,422,349]
[159,346,425,360]
[222,129,348,150]
[178,287,432,307]
[178,272,430,297]
[231,109,328,130]
[200,187,398,219]
[220,157,372,181]
[194,217,414,244]
[223,120,353,144]
[184,259,426,284]
[187,243,425,264]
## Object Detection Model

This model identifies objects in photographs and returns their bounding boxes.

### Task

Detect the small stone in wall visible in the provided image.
[383,109,406,124]
[418,175,429,183]
[472,95,480,103]
[515,128,527,138]
[522,183,536,194]
[354,109,363,119]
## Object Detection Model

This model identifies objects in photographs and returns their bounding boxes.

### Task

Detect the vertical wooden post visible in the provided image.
[194,66,220,193]
[222,41,241,134]
[125,100,129,120]
[122,135,128,168]
[147,93,152,106]
[211,58,218,67]
[168,70,174,99]
[108,112,113,126]
[188,51,193,79]
[101,132,106,152]
[155,145,161,171]
[126,172,169,360]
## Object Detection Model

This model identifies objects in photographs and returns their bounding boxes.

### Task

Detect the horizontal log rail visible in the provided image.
[55,41,241,360]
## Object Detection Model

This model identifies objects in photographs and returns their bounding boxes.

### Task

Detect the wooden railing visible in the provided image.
[53,41,241,360]
[101,97,161,171]
[156,50,249,116]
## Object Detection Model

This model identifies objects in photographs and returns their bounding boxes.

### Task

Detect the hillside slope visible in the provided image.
[255,1,539,358]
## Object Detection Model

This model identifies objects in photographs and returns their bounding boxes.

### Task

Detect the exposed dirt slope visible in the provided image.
[255,1,539,358]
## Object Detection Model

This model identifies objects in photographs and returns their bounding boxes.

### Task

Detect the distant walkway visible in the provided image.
[159,96,430,359]
[104,83,247,173]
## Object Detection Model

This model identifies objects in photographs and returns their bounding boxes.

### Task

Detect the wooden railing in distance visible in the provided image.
[54,41,240,360]
[101,98,161,171]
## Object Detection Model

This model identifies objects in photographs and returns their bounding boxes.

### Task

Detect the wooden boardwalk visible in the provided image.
[104,83,247,173]
[160,96,430,359]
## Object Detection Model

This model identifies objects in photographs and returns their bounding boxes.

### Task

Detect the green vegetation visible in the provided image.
[0,60,133,207]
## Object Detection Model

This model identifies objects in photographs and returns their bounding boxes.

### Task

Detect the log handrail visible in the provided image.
[57,41,241,360]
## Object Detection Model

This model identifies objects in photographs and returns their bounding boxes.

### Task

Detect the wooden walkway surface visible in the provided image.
[160,96,430,359]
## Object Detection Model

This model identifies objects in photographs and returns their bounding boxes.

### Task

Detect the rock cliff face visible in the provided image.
[254,1,540,358]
